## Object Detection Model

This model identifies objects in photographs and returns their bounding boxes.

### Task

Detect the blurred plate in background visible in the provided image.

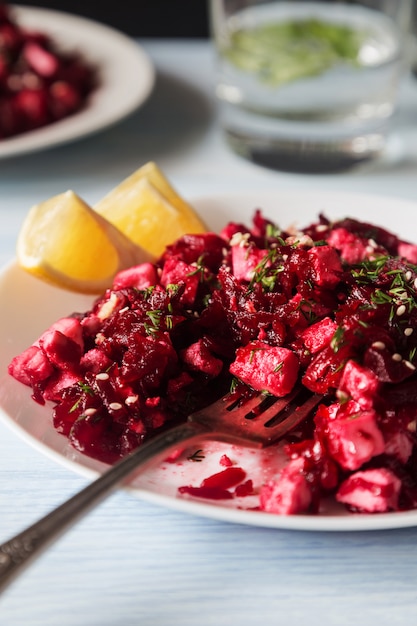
[0,5,155,158]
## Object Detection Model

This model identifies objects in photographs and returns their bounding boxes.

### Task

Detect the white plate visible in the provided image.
[2,189,417,532]
[0,5,155,158]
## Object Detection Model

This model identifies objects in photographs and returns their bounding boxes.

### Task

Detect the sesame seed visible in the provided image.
[97,292,119,320]
[392,353,402,362]
[407,420,417,432]
[404,360,416,370]
[336,390,349,403]
[316,224,328,233]
[84,408,97,416]
[95,332,105,345]
[405,271,412,282]
[372,341,386,350]
[396,304,406,316]
[125,395,139,406]
[404,327,414,337]
[282,254,288,262]
[299,235,314,247]
[414,277,417,290]
[109,402,123,411]
[96,372,109,381]
[230,232,250,247]
[368,238,378,249]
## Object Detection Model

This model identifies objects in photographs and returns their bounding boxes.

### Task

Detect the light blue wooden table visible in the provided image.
[1,40,417,626]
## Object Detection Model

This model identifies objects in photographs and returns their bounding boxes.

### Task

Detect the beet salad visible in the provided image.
[0,4,97,139]
[9,210,417,516]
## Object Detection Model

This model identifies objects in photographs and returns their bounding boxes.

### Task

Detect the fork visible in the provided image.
[0,387,321,592]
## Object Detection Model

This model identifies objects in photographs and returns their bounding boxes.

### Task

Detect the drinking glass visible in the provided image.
[209,0,412,172]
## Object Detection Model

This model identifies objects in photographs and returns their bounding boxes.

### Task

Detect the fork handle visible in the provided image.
[0,420,209,593]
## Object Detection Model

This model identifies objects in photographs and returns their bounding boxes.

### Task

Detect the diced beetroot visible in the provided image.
[49,81,81,119]
[166,371,193,401]
[219,222,251,242]
[231,244,267,281]
[69,411,117,462]
[0,97,22,137]
[43,369,82,402]
[0,22,22,53]
[39,329,82,369]
[201,466,246,490]
[313,401,339,428]
[383,428,413,464]
[23,41,60,77]
[302,343,351,394]
[178,485,234,500]
[8,345,54,386]
[142,399,166,430]
[333,218,399,254]
[398,241,417,264]
[301,317,338,354]
[364,344,415,384]
[162,233,225,271]
[13,88,49,129]
[160,257,200,306]
[336,468,401,513]
[234,479,254,497]
[219,454,233,467]
[251,208,278,239]
[281,293,320,336]
[259,458,312,515]
[125,414,146,436]
[37,317,84,351]
[164,447,184,463]
[307,245,342,288]
[80,348,113,374]
[178,464,247,501]
[326,227,369,264]
[321,404,385,470]
[286,436,340,494]
[53,388,83,435]
[180,339,223,377]
[57,56,95,94]
[120,334,178,389]
[337,360,380,409]
[112,263,158,290]
[319,455,340,492]
[229,340,299,396]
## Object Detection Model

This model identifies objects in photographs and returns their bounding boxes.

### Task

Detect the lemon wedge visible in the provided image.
[94,161,207,257]
[16,190,151,294]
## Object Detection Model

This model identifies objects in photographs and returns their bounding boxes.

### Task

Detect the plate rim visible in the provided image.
[2,187,417,532]
[0,4,155,158]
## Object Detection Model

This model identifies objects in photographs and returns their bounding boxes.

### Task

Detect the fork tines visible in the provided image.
[193,387,323,448]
